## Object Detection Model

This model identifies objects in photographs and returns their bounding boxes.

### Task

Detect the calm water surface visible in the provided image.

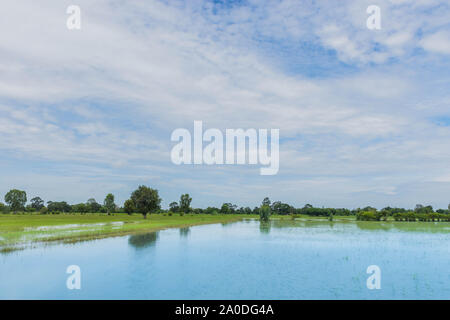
[0,220,449,299]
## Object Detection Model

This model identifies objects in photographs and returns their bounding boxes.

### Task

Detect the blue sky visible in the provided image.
[0,0,449,209]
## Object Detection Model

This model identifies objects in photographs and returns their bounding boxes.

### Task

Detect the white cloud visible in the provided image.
[0,0,449,208]
[420,31,450,54]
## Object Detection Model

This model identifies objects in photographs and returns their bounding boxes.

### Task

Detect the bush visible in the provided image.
[356,211,381,221]
[406,212,416,221]
[40,207,49,214]
[259,205,271,222]
[392,211,450,222]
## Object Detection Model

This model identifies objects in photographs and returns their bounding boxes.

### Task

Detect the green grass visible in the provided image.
[1,213,445,253]
[0,213,253,251]
[0,212,357,249]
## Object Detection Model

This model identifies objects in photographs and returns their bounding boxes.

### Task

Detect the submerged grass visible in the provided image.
[2,213,445,253]
[0,213,250,251]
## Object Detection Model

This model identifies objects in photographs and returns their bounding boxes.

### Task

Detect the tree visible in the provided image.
[87,198,102,213]
[130,185,161,219]
[179,194,192,213]
[72,203,87,213]
[4,189,27,213]
[415,204,433,214]
[271,201,293,215]
[104,193,115,215]
[47,201,71,213]
[262,197,271,207]
[328,210,334,221]
[124,199,135,215]
[219,203,236,214]
[39,206,48,214]
[220,203,230,214]
[31,197,44,210]
[260,205,271,222]
[205,207,219,215]
[169,201,179,212]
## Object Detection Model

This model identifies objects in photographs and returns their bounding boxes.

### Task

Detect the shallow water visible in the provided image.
[0,220,449,299]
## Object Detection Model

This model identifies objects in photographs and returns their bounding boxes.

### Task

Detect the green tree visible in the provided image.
[5,189,27,213]
[415,204,433,214]
[47,201,71,213]
[220,203,237,214]
[328,211,334,221]
[130,185,161,219]
[205,207,219,215]
[179,194,192,213]
[259,205,271,222]
[169,201,179,212]
[39,206,48,214]
[220,203,231,214]
[72,203,87,213]
[86,198,102,213]
[262,197,271,207]
[124,199,135,215]
[31,197,44,210]
[271,201,292,215]
[104,193,115,215]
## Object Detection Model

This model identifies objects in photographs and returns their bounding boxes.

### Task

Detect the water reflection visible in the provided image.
[355,221,392,231]
[354,221,450,233]
[259,222,271,234]
[128,232,159,249]
[264,218,450,234]
[179,227,190,238]
[1,220,449,299]
[221,221,239,228]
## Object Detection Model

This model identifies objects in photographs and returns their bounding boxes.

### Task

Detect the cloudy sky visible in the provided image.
[0,0,449,209]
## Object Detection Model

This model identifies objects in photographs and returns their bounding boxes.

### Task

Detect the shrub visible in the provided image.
[259,205,271,222]
[356,211,380,221]
[124,199,135,216]
[406,212,416,221]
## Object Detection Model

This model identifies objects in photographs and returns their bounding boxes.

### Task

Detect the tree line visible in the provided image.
[1,187,449,222]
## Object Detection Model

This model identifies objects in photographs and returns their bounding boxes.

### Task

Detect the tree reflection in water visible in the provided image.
[259,221,271,234]
[128,232,159,249]
[179,227,190,238]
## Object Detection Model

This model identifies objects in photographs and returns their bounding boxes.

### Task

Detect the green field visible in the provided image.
[0,212,348,251]
[0,213,255,252]
[2,213,446,253]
